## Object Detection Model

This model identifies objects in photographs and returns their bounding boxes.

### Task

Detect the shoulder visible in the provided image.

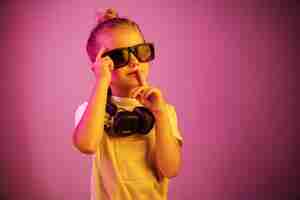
[165,103,184,144]
[165,103,178,117]
[75,101,88,112]
[75,101,88,116]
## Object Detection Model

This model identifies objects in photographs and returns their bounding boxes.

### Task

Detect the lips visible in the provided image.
[127,70,138,75]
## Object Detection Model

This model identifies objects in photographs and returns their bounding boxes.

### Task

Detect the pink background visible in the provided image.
[1,0,299,199]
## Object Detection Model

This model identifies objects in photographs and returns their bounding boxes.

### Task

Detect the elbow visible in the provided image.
[72,134,97,155]
[155,152,182,179]
[163,168,180,178]
[74,144,96,155]
[159,161,181,178]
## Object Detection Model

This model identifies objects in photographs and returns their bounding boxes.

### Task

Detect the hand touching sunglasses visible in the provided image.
[101,43,155,69]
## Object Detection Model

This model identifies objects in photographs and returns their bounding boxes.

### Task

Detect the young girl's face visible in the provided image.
[100,26,150,92]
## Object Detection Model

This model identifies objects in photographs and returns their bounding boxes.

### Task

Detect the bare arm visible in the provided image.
[129,71,182,178]
[72,46,113,154]
[72,78,110,154]
[153,108,182,178]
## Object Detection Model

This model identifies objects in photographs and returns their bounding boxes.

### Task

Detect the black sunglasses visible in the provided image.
[101,43,155,69]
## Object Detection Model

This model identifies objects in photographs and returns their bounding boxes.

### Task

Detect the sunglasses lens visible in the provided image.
[136,44,154,62]
[102,43,154,69]
[109,49,129,68]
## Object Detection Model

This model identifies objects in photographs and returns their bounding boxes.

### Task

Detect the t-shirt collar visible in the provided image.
[111,96,141,106]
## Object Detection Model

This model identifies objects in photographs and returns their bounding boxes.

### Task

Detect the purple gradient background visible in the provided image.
[1,0,299,199]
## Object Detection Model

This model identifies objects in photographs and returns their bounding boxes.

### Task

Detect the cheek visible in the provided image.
[111,69,126,81]
[110,71,118,81]
[141,64,150,77]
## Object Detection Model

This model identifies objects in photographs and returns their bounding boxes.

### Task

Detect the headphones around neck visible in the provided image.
[104,100,155,137]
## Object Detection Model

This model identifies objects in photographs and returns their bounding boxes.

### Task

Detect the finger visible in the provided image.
[95,48,115,72]
[129,87,138,98]
[132,87,145,99]
[95,47,107,63]
[129,86,142,98]
[139,87,151,99]
[105,57,114,71]
[91,56,112,71]
[131,86,147,99]
[136,70,147,86]
[144,88,156,100]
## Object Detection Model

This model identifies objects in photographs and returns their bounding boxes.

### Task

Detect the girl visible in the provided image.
[73,8,183,200]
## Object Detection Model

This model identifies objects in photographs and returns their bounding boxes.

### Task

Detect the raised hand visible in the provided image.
[130,70,167,115]
[91,47,114,82]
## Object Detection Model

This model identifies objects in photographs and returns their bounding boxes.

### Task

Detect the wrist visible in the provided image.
[152,104,168,118]
[96,77,111,85]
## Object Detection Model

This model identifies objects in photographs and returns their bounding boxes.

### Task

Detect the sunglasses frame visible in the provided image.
[101,42,155,69]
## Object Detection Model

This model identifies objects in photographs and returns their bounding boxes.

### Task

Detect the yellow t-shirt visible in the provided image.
[74,96,183,200]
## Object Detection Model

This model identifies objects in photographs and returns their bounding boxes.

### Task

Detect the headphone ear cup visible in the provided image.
[113,111,139,136]
[134,107,155,134]
[104,102,117,135]
[106,102,117,116]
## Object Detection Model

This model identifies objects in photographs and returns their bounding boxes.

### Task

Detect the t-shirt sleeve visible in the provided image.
[74,101,88,128]
[167,104,183,146]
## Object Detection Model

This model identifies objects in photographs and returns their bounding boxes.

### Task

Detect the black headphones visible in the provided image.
[104,93,155,137]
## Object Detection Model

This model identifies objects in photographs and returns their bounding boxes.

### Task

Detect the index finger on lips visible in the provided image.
[136,70,147,86]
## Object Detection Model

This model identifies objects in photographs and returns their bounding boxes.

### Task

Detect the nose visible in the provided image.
[128,53,139,68]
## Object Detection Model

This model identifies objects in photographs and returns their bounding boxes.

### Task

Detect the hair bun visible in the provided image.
[96,8,119,24]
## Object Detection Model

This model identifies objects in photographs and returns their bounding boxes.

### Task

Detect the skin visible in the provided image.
[95,25,150,97]
[74,25,182,178]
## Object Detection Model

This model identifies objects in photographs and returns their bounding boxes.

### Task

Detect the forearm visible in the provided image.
[153,109,181,178]
[72,78,109,154]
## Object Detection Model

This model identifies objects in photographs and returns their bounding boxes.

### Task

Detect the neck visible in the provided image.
[110,85,132,97]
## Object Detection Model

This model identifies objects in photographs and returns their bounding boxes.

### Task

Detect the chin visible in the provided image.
[127,80,140,88]
[114,79,138,90]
